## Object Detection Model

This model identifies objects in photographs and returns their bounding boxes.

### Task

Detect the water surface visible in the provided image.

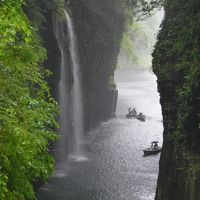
[37,70,163,200]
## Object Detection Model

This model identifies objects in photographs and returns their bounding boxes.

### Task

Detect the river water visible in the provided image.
[37,70,163,200]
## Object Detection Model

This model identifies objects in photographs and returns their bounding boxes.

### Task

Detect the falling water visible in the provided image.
[54,13,69,162]
[53,10,84,162]
[64,10,84,159]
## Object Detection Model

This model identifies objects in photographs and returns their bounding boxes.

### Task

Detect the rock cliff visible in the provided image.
[152,1,200,199]
[29,0,126,130]
[69,0,125,129]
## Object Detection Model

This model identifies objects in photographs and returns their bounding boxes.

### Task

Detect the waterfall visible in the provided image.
[64,10,84,159]
[53,10,84,162]
[53,13,69,162]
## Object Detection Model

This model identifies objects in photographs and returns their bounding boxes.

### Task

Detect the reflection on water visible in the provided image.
[37,70,163,200]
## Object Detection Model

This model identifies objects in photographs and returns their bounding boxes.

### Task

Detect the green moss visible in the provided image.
[152,0,200,147]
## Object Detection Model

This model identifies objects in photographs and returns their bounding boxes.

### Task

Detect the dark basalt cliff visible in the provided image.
[69,0,125,129]
[33,0,126,130]
[152,1,200,200]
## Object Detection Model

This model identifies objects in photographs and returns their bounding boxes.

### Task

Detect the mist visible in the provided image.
[117,10,164,73]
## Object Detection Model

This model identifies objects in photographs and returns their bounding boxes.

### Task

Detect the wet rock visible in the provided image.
[152,1,200,199]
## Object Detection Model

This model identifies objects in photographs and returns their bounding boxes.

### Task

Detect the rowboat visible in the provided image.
[143,141,162,155]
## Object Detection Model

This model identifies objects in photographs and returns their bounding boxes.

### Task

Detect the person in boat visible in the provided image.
[151,141,158,149]
[131,108,136,115]
[128,108,132,115]
[154,142,158,148]
[138,112,143,118]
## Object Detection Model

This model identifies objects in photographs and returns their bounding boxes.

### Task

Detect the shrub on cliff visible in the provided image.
[0,0,58,199]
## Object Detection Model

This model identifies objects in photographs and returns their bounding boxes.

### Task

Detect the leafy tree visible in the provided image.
[126,0,164,16]
[0,0,58,199]
[118,0,164,69]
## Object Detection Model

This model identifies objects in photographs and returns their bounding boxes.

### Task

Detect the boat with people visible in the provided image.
[143,141,162,156]
[126,108,145,121]
[126,113,137,118]
[136,112,145,121]
[126,107,137,118]
[126,114,134,118]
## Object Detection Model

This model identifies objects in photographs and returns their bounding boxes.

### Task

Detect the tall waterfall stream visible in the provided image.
[54,10,84,162]
[65,11,85,160]
[54,12,69,162]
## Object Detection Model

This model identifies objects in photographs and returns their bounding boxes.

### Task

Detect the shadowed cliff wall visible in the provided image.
[69,0,126,129]
[152,1,200,199]
[28,0,126,131]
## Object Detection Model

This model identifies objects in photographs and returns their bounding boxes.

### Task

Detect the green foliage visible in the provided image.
[119,15,160,69]
[125,0,164,19]
[121,31,138,62]
[24,0,65,28]
[152,0,200,148]
[121,23,139,60]
[0,0,58,199]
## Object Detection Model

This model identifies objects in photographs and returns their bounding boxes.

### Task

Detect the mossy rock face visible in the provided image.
[153,1,200,199]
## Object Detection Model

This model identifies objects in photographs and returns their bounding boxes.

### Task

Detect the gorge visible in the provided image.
[1,0,200,200]
[38,0,163,199]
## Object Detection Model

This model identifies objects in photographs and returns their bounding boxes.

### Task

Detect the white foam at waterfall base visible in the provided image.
[68,155,88,162]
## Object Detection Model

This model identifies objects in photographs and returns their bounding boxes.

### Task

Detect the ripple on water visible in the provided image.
[37,70,163,200]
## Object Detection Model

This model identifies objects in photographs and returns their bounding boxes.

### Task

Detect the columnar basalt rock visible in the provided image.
[69,0,126,129]
[152,1,200,199]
